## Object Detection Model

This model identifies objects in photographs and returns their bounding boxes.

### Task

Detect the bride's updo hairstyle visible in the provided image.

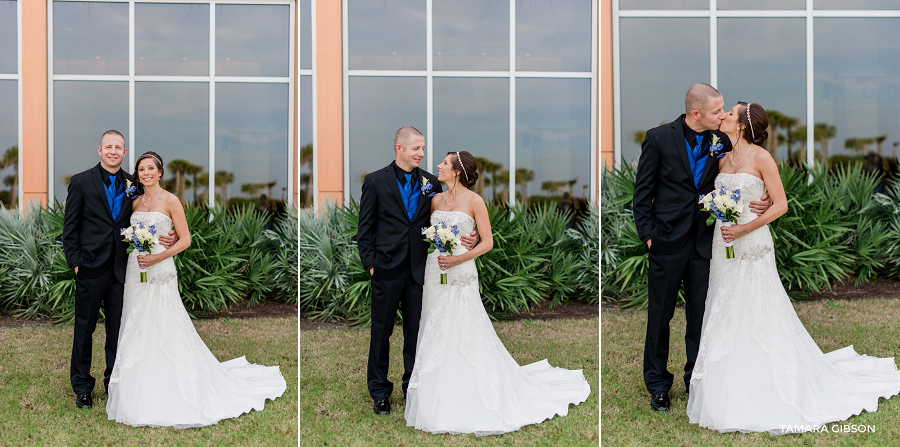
[736,102,769,146]
[133,151,166,192]
[446,150,479,188]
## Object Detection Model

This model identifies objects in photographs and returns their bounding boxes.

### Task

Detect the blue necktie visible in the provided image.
[691,134,705,160]
[105,174,121,221]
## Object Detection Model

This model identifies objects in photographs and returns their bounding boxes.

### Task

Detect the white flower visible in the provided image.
[725,198,737,209]
[713,194,727,208]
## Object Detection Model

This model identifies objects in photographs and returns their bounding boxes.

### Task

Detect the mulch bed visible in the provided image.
[300,301,599,332]
[0,300,298,330]
[602,278,900,313]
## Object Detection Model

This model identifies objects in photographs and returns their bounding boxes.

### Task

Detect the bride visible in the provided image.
[687,102,900,433]
[404,151,590,435]
[106,151,286,428]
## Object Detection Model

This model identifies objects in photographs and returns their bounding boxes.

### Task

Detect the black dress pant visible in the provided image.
[70,268,124,395]
[367,268,422,400]
[643,228,709,394]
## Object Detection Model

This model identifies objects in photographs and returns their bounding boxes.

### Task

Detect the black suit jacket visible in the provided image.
[63,163,134,282]
[632,115,731,259]
[357,161,443,285]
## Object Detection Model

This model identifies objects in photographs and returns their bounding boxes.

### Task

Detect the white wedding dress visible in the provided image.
[687,173,900,434]
[404,210,590,435]
[106,211,286,428]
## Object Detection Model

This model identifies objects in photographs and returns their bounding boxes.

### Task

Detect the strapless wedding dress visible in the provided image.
[404,210,590,435]
[106,211,286,428]
[687,173,900,434]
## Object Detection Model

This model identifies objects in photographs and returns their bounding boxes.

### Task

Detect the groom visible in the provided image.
[357,126,475,415]
[633,84,770,411]
[63,130,174,409]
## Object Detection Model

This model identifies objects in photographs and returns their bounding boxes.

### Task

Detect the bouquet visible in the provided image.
[121,222,159,282]
[422,221,461,284]
[699,186,743,259]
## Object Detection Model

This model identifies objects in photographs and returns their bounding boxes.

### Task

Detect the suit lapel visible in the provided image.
[411,168,430,222]
[116,173,133,226]
[698,131,718,189]
[384,163,407,216]
[670,116,692,180]
[91,165,115,223]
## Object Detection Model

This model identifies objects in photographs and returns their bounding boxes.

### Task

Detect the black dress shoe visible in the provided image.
[373,397,390,415]
[650,391,670,411]
[76,393,93,409]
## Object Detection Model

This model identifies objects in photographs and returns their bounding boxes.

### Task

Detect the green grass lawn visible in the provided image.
[300,317,599,446]
[602,298,900,446]
[0,316,298,446]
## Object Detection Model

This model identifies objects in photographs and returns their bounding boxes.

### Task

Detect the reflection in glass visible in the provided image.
[215,83,289,208]
[216,4,290,77]
[53,2,129,75]
[135,3,209,76]
[348,77,426,202]
[815,18,900,172]
[620,18,709,164]
[718,0,804,9]
[0,80,16,208]
[516,0,591,72]
[815,0,900,10]
[299,76,313,208]
[619,0,708,10]
[0,1,15,74]
[718,18,805,163]
[433,1,508,71]
[434,78,509,202]
[300,0,312,70]
[53,81,128,203]
[516,78,591,212]
[136,83,209,204]
[348,0,426,70]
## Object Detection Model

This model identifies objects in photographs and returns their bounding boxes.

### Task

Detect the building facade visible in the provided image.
[301,0,600,211]
[604,0,900,170]
[2,0,298,210]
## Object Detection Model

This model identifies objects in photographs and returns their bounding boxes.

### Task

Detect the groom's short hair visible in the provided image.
[394,126,423,149]
[685,83,722,115]
[100,129,125,145]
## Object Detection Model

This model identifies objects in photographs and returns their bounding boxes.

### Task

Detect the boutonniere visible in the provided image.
[420,177,436,198]
[709,134,729,159]
[124,179,141,199]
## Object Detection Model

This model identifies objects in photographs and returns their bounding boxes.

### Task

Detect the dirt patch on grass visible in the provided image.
[0,300,297,329]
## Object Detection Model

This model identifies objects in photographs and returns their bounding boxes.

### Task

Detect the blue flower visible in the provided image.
[420,180,436,198]
[149,225,157,235]
[451,225,459,236]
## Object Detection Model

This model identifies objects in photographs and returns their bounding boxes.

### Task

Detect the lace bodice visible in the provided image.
[127,211,177,284]
[430,209,476,237]
[711,173,773,261]
[425,210,477,287]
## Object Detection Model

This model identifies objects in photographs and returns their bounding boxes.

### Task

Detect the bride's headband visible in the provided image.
[141,152,163,166]
[746,103,755,140]
[456,152,469,183]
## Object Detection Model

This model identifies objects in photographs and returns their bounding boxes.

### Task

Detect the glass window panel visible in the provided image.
[0,80,16,208]
[619,18,709,164]
[434,77,509,203]
[299,76,313,208]
[348,77,426,202]
[815,0,900,10]
[348,0,426,70]
[516,0,591,72]
[433,0,508,71]
[516,78,591,210]
[135,3,209,76]
[619,0,708,10]
[53,2,129,75]
[815,18,900,168]
[53,81,129,203]
[718,18,806,163]
[0,1,16,74]
[216,4,290,77]
[135,82,209,204]
[718,0,805,9]
[300,0,312,70]
[215,83,290,207]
